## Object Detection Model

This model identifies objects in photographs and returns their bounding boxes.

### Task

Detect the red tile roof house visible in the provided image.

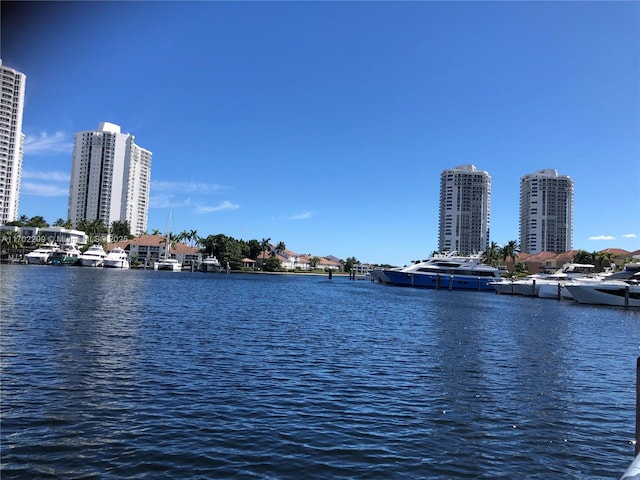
[255,248,343,271]
[242,258,256,270]
[108,234,202,267]
[504,249,633,275]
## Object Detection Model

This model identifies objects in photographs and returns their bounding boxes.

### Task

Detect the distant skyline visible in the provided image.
[2,1,639,265]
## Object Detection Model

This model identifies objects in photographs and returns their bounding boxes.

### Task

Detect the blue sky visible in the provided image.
[2,1,639,266]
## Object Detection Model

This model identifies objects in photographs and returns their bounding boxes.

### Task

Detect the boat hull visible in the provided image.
[492,279,548,297]
[537,282,573,300]
[377,270,497,291]
[156,265,181,271]
[50,256,80,266]
[80,258,104,267]
[25,255,49,265]
[512,281,541,297]
[200,263,221,273]
[490,281,516,295]
[565,283,640,307]
[103,259,130,269]
[154,260,182,271]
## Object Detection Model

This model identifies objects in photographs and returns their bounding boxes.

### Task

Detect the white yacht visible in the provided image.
[491,263,597,297]
[154,257,182,272]
[564,264,640,307]
[79,244,107,267]
[153,233,181,272]
[370,251,501,291]
[103,247,130,269]
[49,244,82,266]
[154,211,182,272]
[25,243,60,264]
[200,255,222,273]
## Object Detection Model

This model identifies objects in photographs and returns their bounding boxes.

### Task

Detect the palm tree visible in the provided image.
[596,251,615,272]
[275,241,286,257]
[309,256,321,269]
[79,218,108,244]
[151,229,161,235]
[501,240,520,270]
[260,237,271,268]
[0,232,23,260]
[177,230,189,244]
[110,220,131,240]
[5,214,29,227]
[53,218,73,228]
[160,234,178,258]
[482,241,501,267]
[189,229,198,247]
[514,261,528,276]
[573,250,594,264]
[27,215,49,228]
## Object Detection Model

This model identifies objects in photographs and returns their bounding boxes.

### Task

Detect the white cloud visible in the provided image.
[194,201,239,214]
[22,170,70,182]
[290,212,312,220]
[622,233,638,238]
[21,182,69,197]
[588,235,616,241]
[23,131,73,155]
[151,180,227,195]
[149,195,192,209]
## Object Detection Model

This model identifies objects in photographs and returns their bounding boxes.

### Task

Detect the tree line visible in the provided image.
[2,215,360,272]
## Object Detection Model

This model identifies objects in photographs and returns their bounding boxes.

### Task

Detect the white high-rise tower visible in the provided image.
[519,168,573,254]
[0,60,26,224]
[438,165,491,255]
[68,122,152,237]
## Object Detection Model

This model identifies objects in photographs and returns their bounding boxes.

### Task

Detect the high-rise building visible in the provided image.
[519,168,573,254]
[68,122,152,237]
[0,60,26,225]
[438,164,491,255]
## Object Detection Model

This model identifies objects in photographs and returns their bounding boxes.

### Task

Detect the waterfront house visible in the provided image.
[503,248,634,275]
[0,225,88,247]
[242,258,256,270]
[108,234,201,267]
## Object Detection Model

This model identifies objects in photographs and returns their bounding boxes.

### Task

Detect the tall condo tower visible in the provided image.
[68,122,152,237]
[438,164,491,255]
[519,168,574,254]
[0,60,26,224]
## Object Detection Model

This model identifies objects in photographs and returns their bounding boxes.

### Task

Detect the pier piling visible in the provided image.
[626,286,630,308]
[635,357,640,456]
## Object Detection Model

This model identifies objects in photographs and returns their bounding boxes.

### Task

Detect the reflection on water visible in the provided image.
[1,265,639,479]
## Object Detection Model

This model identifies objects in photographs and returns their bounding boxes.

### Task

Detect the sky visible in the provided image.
[1,1,639,266]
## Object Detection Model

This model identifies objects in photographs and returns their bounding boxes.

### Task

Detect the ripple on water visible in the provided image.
[1,267,639,479]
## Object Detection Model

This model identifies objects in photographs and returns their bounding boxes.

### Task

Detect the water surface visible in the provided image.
[1,265,639,478]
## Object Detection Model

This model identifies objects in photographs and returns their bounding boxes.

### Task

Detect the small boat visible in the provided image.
[154,258,182,272]
[103,247,130,269]
[154,210,182,272]
[564,264,640,307]
[371,251,501,291]
[154,237,182,271]
[25,243,60,264]
[49,244,82,266]
[200,255,222,273]
[79,244,107,267]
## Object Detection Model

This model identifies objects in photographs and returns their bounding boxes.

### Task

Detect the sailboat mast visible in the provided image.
[166,208,173,261]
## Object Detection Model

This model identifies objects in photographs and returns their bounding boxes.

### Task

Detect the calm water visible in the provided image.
[1,265,639,479]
